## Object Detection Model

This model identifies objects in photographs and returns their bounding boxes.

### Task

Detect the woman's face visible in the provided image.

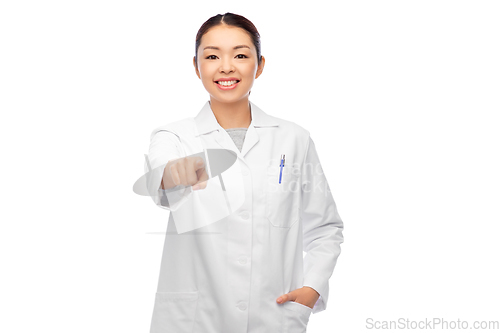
[194,24,265,104]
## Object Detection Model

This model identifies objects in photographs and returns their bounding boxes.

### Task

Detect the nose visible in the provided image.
[219,57,234,74]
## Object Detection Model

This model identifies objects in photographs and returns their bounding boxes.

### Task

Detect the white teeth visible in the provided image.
[217,80,238,86]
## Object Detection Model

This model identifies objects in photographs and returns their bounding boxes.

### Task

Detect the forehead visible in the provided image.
[200,25,254,50]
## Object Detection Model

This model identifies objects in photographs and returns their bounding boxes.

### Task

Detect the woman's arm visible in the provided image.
[145,129,192,210]
[300,135,345,314]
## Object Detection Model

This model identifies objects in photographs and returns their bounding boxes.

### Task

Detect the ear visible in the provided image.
[255,55,265,79]
[193,56,201,79]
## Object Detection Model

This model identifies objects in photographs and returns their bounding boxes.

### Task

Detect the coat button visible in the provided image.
[238,257,247,265]
[238,302,247,311]
[240,211,250,220]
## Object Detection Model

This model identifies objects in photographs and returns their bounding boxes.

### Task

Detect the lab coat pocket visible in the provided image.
[283,301,312,333]
[150,291,199,333]
[266,166,301,228]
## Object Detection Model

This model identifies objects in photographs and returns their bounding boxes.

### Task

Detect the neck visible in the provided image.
[209,97,252,129]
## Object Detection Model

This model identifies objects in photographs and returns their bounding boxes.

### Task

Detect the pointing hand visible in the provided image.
[161,156,209,191]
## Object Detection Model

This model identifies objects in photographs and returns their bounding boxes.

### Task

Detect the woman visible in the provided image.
[145,12,344,333]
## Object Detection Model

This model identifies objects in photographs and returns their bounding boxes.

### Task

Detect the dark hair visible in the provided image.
[195,12,262,68]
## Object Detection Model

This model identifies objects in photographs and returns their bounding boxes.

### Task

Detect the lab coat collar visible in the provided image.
[194,100,279,137]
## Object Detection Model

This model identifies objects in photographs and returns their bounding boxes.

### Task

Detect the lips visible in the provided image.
[214,79,240,90]
[214,77,240,83]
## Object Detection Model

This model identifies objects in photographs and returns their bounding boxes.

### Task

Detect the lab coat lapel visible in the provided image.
[193,100,279,158]
[241,101,279,157]
[239,124,258,157]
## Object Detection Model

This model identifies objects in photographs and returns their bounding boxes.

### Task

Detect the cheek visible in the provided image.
[240,65,257,79]
[198,63,215,77]
[199,71,215,86]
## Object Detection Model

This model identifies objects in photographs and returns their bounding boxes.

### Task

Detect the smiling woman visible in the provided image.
[192,14,266,128]
[145,12,344,333]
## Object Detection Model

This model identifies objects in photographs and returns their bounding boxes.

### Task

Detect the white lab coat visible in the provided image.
[144,100,344,333]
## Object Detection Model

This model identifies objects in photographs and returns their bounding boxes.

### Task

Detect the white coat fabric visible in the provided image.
[144,100,344,333]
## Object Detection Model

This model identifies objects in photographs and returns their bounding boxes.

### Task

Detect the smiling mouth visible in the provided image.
[215,80,240,86]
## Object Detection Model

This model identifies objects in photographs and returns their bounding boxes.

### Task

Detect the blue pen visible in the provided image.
[279,154,285,184]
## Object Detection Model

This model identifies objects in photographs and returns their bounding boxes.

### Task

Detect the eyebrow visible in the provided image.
[203,45,251,51]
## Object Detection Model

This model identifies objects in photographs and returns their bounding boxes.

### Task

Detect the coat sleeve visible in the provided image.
[144,129,192,210]
[300,135,344,314]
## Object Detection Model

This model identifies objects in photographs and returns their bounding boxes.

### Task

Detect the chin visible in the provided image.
[212,94,247,103]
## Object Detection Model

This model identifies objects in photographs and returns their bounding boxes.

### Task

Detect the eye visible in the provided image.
[205,54,248,60]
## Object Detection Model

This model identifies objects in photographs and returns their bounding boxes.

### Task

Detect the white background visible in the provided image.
[1,1,499,332]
